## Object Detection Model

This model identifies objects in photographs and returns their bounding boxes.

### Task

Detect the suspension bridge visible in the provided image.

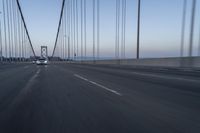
[0,0,200,133]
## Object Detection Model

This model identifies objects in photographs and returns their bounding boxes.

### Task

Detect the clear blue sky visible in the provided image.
[15,0,200,58]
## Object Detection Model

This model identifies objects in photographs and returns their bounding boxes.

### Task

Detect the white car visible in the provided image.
[36,58,48,65]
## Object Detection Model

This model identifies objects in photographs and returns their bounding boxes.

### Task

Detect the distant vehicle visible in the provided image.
[36,58,48,65]
[32,59,37,64]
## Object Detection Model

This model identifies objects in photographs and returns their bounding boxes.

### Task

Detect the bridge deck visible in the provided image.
[0,63,200,133]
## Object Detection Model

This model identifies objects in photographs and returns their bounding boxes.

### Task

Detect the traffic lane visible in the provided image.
[56,63,200,110]
[0,63,30,72]
[37,65,199,133]
[59,63,200,111]
[56,63,200,133]
[1,64,152,133]
[0,64,38,112]
[67,63,200,77]
[66,63,200,80]
[61,63,200,91]
[1,64,199,133]
[0,64,32,81]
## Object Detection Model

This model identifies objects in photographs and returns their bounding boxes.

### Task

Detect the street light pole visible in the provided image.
[136,0,141,59]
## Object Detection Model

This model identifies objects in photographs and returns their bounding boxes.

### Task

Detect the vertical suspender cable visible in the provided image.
[6,0,11,59]
[17,8,21,60]
[67,0,70,59]
[62,19,64,59]
[61,21,63,59]
[198,25,200,56]
[21,20,24,60]
[121,0,126,59]
[3,0,8,59]
[62,8,65,59]
[81,0,83,61]
[17,8,20,59]
[74,0,76,59]
[115,0,118,59]
[57,30,59,57]
[68,0,71,59]
[24,34,26,59]
[13,0,18,58]
[61,8,63,59]
[24,29,26,59]
[97,0,100,60]
[121,0,124,59]
[17,2,22,61]
[60,15,62,58]
[25,28,27,58]
[117,0,120,59]
[58,30,60,57]
[20,19,22,59]
[188,0,196,57]
[59,21,63,59]
[136,0,141,59]
[64,2,67,60]
[23,23,26,59]
[66,0,68,59]
[60,29,61,58]
[15,2,18,58]
[63,16,65,59]
[0,9,2,60]
[23,21,26,59]
[76,0,79,59]
[84,0,87,59]
[71,0,74,60]
[21,20,23,60]
[72,0,73,60]
[9,0,14,59]
[115,0,120,59]
[70,0,73,59]
[0,15,2,61]
[180,0,187,57]
[73,0,76,59]
[93,0,96,62]
[68,36,70,59]
[123,0,126,59]
[62,22,63,59]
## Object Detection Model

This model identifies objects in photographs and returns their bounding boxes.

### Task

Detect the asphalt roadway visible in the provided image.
[0,63,200,133]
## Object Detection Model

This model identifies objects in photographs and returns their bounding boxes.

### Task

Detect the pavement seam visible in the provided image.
[11,68,41,107]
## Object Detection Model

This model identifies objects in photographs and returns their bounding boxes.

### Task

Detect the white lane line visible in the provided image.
[131,72,200,83]
[74,74,122,96]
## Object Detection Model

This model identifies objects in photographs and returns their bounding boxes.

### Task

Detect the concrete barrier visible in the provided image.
[78,57,200,68]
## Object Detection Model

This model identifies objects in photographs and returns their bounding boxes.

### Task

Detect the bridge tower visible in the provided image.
[41,46,48,58]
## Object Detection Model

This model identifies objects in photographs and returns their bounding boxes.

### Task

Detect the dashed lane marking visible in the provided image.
[74,74,122,96]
